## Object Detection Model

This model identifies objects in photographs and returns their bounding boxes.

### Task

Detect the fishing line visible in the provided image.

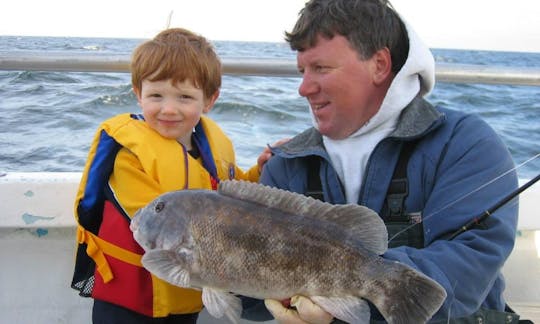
[444,280,459,324]
[423,152,540,222]
[387,152,540,244]
[446,173,540,240]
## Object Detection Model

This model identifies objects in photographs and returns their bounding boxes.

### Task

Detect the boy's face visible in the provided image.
[135,78,217,148]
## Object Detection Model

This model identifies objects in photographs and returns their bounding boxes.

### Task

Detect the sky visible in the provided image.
[1,0,539,53]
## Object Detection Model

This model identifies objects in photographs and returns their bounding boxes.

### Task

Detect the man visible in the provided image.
[255,0,520,322]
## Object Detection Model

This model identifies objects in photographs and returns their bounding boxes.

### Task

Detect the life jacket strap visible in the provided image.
[76,225,143,283]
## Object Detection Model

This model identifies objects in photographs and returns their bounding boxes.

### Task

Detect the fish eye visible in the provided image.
[155,201,165,213]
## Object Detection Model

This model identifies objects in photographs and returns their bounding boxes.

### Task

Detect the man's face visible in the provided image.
[297,34,382,140]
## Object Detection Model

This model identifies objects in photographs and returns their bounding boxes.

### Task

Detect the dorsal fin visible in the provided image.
[218,180,387,254]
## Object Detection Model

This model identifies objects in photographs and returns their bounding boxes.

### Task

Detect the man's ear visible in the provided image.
[203,89,220,113]
[372,47,393,85]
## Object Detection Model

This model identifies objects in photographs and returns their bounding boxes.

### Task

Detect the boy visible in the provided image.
[71,28,265,323]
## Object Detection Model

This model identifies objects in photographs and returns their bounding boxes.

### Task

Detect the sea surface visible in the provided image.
[0,36,539,180]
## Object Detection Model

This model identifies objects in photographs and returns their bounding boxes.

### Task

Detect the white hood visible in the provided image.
[321,21,435,203]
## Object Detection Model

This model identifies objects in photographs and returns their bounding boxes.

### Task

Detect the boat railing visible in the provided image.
[1,51,540,86]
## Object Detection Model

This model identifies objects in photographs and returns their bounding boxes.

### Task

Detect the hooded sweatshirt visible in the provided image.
[321,22,435,203]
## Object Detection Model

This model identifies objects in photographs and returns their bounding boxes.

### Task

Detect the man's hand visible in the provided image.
[256,138,290,173]
[264,296,333,324]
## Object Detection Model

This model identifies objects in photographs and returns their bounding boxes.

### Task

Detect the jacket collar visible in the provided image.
[275,96,444,157]
[390,96,444,139]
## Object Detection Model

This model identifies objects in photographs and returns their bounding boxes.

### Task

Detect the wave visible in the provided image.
[0,36,538,176]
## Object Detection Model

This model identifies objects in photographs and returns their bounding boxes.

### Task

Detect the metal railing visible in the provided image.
[1,51,540,86]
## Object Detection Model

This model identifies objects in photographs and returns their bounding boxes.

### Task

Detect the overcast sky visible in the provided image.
[1,0,539,52]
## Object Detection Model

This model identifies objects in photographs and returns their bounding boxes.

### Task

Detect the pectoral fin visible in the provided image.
[202,288,242,324]
[141,249,191,287]
[311,295,370,324]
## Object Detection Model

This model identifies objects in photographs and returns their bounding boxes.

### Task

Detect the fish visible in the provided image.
[130,180,447,324]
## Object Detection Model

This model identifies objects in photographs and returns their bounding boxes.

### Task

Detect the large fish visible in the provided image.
[130,180,446,324]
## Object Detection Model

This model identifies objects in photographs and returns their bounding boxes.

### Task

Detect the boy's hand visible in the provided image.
[264,296,333,324]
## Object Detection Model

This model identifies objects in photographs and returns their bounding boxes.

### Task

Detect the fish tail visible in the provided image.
[366,263,447,324]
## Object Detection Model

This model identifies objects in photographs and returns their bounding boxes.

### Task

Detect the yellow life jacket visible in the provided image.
[71,113,259,317]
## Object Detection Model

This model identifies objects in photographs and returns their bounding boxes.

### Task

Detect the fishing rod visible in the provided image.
[446,172,540,240]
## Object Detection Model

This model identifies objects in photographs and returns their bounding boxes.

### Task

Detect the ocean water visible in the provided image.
[0,36,539,180]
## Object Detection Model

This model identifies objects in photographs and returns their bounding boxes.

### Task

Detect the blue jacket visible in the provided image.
[260,96,518,321]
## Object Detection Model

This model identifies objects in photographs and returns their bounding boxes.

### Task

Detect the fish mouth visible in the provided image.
[130,210,153,250]
[130,211,141,233]
[132,229,156,251]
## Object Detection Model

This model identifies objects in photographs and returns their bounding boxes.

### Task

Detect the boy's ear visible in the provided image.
[203,89,220,113]
[133,87,142,102]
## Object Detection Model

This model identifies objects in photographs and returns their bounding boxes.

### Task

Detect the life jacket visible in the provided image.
[71,113,258,317]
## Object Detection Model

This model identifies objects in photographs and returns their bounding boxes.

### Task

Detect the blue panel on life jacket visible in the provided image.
[78,130,121,232]
[193,121,219,182]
